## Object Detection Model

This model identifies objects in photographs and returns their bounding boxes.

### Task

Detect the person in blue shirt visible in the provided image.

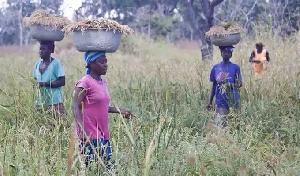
[33,41,66,116]
[206,46,242,128]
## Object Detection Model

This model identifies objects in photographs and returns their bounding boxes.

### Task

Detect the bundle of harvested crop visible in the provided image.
[23,10,70,41]
[64,18,134,52]
[206,22,244,46]
[62,18,134,36]
[23,9,70,29]
[206,22,243,37]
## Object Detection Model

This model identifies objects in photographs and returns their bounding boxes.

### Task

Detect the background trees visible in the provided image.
[0,0,299,59]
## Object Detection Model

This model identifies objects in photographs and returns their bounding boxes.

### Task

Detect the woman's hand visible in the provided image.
[38,82,50,87]
[119,107,133,118]
[109,106,134,118]
[233,80,242,89]
[38,82,46,87]
[206,103,213,111]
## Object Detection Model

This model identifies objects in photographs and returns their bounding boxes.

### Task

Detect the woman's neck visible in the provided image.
[222,60,230,64]
[257,48,263,53]
[42,56,52,63]
[89,72,102,81]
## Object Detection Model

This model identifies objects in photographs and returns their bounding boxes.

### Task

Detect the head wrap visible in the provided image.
[219,46,234,52]
[84,51,106,74]
[40,41,55,53]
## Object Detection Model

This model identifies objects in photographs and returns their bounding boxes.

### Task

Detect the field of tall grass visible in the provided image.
[0,29,299,175]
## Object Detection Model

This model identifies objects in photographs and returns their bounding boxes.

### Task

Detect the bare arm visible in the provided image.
[109,106,133,118]
[234,67,243,89]
[249,51,255,62]
[109,106,121,113]
[249,51,261,63]
[207,82,216,110]
[39,76,65,88]
[73,87,86,123]
[266,51,270,62]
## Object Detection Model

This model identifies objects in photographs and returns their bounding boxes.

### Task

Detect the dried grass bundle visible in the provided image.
[206,22,243,37]
[63,18,134,36]
[23,9,70,29]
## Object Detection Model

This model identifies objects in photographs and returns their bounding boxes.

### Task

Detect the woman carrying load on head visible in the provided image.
[33,41,66,117]
[206,46,242,128]
[73,51,133,167]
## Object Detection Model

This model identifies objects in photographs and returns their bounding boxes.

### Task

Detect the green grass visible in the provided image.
[0,31,299,175]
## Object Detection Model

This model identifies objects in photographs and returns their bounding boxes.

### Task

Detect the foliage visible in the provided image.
[0,0,299,48]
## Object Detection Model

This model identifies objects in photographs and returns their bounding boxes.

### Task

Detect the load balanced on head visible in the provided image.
[63,18,134,53]
[23,9,70,42]
[205,22,243,47]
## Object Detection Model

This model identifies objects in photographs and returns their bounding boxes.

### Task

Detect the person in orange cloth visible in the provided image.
[249,42,270,78]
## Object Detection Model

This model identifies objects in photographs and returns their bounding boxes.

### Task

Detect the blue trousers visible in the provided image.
[80,138,112,166]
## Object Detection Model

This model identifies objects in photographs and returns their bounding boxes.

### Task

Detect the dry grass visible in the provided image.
[0,31,299,175]
[62,18,134,36]
[23,9,70,29]
[206,22,244,37]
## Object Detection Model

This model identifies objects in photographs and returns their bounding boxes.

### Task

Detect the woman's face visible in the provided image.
[90,56,108,75]
[221,49,232,61]
[39,44,52,59]
[256,45,263,52]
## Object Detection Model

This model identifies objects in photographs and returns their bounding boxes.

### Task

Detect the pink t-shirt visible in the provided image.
[75,75,111,140]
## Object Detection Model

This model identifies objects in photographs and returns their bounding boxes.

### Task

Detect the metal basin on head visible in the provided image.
[210,33,241,46]
[30,25,64,41]
[73,29,121,52]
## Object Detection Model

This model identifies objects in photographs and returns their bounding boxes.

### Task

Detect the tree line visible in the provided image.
[0,0,299,59]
